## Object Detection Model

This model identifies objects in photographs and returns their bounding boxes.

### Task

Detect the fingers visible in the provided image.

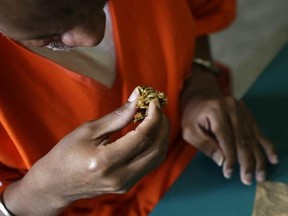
[102,100,169,194]
[236,139,255,185]
[257,136,278,165]
[208,109,236,178]
[250,140,266,183]
[183,97,278,186]
[135,98,163,138]
[182,125,224,166]
[126,113,169,178]
[227,99,253,184]
[182,100,236,176]
[237,136,269,185]
[104,99,165,164]
[87,89,139,137]
[228,100,278,185]
[107,113,169,194]
[253,129,278,183]
[228,100,260,185]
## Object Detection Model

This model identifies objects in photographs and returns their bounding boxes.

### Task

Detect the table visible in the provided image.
[150,43,288,216]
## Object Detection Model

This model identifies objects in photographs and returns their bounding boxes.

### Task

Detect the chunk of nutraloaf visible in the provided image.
[134,86,168,123]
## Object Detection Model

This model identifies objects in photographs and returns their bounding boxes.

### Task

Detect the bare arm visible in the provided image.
[181,36,278,185]
[1,90,169,216]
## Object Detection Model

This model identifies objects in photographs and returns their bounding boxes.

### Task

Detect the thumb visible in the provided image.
[182,127,224,166]
[89,88,139,135]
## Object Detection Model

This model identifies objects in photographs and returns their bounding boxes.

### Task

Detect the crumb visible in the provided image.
[134,86,168,122]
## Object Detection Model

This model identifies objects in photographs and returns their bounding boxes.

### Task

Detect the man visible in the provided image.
[0,0,278,215]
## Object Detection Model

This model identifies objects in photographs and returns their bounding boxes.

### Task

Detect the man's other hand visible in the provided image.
[181,69,278,186]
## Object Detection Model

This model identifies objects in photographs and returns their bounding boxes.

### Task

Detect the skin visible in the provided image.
[0,1,170,215]
[4,91,170,216]
[181,36,278,185]
[0,0,107,48]
[0,0,279,215]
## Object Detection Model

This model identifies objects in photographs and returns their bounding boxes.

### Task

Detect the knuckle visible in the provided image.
[113,105,126,117]
[110,178,126,192]
[78,121,95,136]
[237,138,250,147]
[136,134,153,149]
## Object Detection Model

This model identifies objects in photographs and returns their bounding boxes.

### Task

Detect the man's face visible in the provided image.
[0,0,107,51]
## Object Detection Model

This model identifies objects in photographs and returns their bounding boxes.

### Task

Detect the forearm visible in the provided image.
[194,35,212,61]
[1,166,67,216]
[181,36,221,107]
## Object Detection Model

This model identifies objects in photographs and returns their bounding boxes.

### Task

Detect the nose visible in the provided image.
[61,26,100,47]
[61,12,106,47]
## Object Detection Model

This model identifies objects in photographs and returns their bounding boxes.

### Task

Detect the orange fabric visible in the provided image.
[188,0,237,35]
[0,0,235,215]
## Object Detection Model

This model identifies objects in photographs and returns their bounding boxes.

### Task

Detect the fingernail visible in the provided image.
[271,155,279,164]
[213,151,224,167]
[256,171,266,182]
[224,169,233,179]
[242,173,253,186]
[128,88,139,102]
[154,98,161,108]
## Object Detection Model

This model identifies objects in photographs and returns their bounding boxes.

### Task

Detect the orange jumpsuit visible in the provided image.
[0,0,235,215]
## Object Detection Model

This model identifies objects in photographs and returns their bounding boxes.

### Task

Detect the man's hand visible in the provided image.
[4,90,170,216]
[181,69,278,186]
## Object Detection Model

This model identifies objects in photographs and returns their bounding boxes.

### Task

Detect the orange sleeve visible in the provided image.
[188,0,237,36]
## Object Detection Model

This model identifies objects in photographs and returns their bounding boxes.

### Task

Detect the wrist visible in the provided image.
[181,66,222,106]
[3,169,68,216]
[0,191,14,216]
[190,35,222,97]
[193,58,221,77]
[191,64,221,93]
